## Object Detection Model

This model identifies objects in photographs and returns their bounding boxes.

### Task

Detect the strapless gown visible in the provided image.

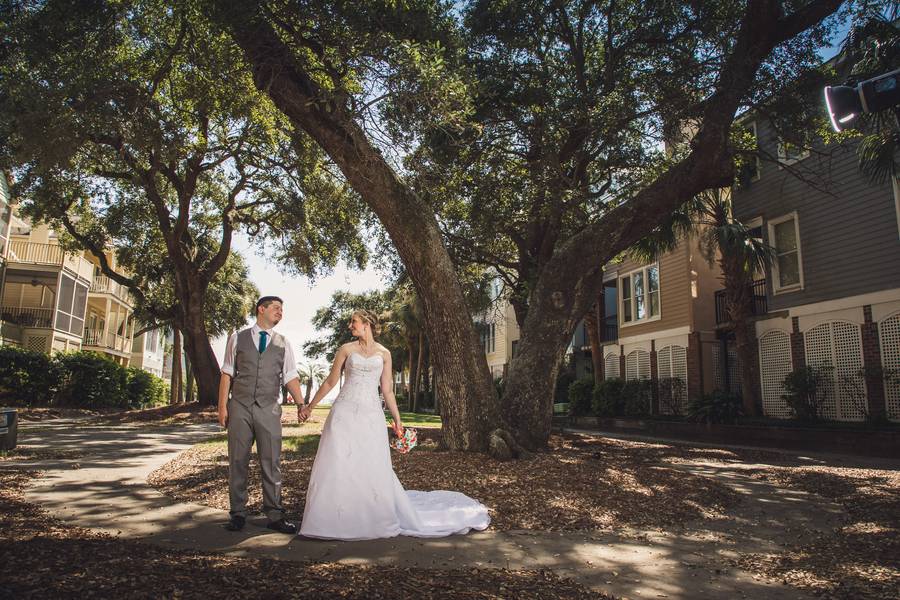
[299,352,491,540]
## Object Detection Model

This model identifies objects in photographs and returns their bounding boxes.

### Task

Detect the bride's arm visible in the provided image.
[305,346,348,412]
[380,351,403,436]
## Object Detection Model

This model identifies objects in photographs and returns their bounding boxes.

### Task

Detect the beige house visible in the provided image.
[0,196,137,364]
[479,292,521,381]
[599,232,723,413]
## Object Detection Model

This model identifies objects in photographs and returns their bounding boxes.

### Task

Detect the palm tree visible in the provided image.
[386,286,427,412]
[631,188,774,416]
[835,9,899,185]
[298,361,327,404]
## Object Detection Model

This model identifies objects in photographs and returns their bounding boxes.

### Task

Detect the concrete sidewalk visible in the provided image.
[5,421,857,599]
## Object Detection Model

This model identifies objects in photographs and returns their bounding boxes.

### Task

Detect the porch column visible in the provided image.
[104,297,112,347]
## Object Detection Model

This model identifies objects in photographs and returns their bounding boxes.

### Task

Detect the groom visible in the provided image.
[218,295,305,533]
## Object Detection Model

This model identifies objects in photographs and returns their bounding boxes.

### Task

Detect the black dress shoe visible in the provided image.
[224,515,246,531]
[266,518,297,534]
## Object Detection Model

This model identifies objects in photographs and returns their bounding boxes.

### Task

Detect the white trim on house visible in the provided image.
[798,307,865,332]
[776,138,810,167]
[619,263,661,327]
[787,288,900,319]
[767,211,804,295]
[616,325,692,346]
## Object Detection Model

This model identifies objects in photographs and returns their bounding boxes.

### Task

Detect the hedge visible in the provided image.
[0,346,168,409]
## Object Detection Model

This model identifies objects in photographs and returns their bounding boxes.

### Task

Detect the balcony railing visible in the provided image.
[601,315,618,343]
[90,275,133,304]
[83,328,131,353]
[0,306,54,328]
[9,240,64,265]
[715,279,768,325]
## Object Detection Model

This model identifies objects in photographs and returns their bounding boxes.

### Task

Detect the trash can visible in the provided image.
[0,408,17,451]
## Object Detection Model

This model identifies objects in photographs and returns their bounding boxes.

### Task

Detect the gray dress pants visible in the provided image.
[227,399,284,522]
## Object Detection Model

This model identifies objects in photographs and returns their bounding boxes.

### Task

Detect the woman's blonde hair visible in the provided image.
[351,309,381,337]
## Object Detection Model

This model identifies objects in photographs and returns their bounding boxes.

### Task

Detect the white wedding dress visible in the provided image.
[299,352,491,540]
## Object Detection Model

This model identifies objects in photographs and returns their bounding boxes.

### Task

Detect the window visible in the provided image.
[481,322,496,354]
[739,121,761,184]
[620,265,660,325]
[745,216,765,278]
[777,137,810,166]
[55,274,88,335]
[146,329,159,353]
[767,212,804,293]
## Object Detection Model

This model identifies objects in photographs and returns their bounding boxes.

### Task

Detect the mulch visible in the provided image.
[93,401,218,425]
[0,469,613,599]
[14,407,104,422]
[149,431,742,532]
[735,464,900,600]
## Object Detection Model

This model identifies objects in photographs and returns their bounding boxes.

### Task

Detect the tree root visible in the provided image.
[487,428,533,461]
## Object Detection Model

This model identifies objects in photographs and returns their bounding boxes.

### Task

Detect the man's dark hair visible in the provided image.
[256,296,283,314]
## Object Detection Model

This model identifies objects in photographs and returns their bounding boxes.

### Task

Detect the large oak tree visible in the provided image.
[0,0,365,404]
[208,0,852,452]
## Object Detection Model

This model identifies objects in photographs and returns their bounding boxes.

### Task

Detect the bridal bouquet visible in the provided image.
[390,427,418,454]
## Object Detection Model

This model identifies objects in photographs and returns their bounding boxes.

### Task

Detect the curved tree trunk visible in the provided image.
[721,255,762,416]
[170,328,183,405]
[213,4,500,450]
[175,284,220,406]
[412,331,424,413]
[584,301,604,382]
[184,350,196,404]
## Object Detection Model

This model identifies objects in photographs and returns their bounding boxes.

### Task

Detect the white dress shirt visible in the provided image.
[220,324,299,385]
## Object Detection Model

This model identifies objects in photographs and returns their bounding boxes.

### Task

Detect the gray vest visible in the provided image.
[230,329,286,408]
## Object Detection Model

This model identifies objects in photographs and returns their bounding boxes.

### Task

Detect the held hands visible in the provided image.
[298,405,312,423]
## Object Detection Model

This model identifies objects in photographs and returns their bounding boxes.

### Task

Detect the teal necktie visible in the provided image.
[258,331,268,353]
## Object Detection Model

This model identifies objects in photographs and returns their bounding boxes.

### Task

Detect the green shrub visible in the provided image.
[592,378,625,417]
[567,378,594,416]
[621,380,652,417]
[55,351,129,409]
[687,391,742,424]
[126,367,168,408]
[781,366,832,420]
[554,370,576,405]
[658,377,687,415]
[0,346,61,406]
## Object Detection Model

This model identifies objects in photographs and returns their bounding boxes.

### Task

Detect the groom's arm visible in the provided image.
[284,376,303,408]
[218,373,231,428]
[218,332,238,427]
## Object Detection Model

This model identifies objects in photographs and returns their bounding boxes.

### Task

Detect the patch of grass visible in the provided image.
[199,432,321,456]
[282,434,320,455]
[198,434,227,447]
[394,411,442,428]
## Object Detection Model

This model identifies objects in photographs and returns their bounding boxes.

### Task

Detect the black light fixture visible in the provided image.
[825,67,900,132]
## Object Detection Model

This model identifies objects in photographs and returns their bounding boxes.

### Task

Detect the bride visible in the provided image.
[297,309,491,540]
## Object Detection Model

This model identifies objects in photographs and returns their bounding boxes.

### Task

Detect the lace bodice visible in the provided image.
[337,352,384,402]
